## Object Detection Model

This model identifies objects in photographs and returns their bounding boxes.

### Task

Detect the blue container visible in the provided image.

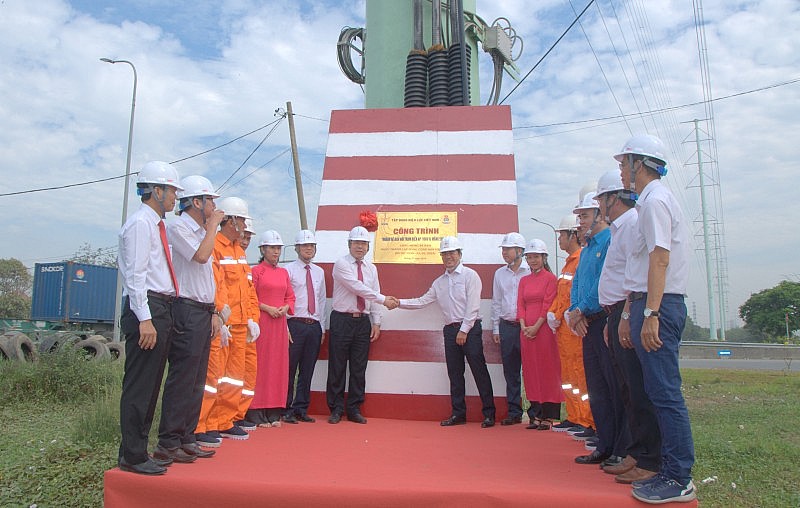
[31,262,117,323]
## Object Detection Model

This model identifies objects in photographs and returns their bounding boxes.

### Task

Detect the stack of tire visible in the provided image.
[38,332,124,362]
[0,331,39,361]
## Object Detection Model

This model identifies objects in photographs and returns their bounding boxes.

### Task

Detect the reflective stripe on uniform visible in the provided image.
[204,385,218,394]
[241,389,255,397]
[219,376,245,387]
[219,259,238,265]
[581,394,589,401]
[561,383,573,389]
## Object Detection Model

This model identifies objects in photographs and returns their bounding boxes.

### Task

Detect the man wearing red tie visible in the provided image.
[327,226,397,424]
[117,161,183,475]
[284,230,326,423]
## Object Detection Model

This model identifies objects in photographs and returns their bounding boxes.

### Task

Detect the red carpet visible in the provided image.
[104,418,697,507]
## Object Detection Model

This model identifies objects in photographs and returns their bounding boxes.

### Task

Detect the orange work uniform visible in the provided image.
[196,234,259,433]
[549,248,595,429]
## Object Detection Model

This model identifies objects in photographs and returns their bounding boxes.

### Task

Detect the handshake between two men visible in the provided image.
[383,296,400,310]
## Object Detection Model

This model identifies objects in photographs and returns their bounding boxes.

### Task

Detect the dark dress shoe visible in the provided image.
[282,414,299,424]
[347,413,367,424]
[296,414,316,423]
[575,450,611,465]
[150,455,173,468]
[328,412,342,424]
[153,445,196,464]
[481,418,495,428]
[119,458,167,476]
[440,415,467,427]
[182,442,216,458]
[500,416,522,426]
[599,455,624,469]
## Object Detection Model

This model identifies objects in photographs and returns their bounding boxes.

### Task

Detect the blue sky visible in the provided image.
[1,0,798,330]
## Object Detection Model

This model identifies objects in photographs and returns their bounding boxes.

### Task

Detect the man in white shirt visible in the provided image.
[154,175,224,464]
[616,134,696,504]
[285,230,327,423]
[491,232,529,425]
[117,161,183,475]
[327,226,396,424]
[596,170,661,484]
[399,236,496,428]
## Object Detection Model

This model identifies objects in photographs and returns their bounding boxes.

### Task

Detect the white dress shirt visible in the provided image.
[118,204,175,321]
[491,260,530,333]
[599,207,638,306]
[286,259,327,323]
[167,213,215,305]
[399,263,482,334]
[331,254,385,326]
[624,179,691,295]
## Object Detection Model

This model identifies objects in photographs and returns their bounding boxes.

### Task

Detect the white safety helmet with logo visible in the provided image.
[524,238,548,256]
[614,133,668,197]
[439,236,463,253]
[137,161,183,193]
[244,218,256,235]
[498,232,526,249]
[259,230,284,247]
[176,175,219,215]
[295,229,317,245]
[555,214,579,232]
[595,170,625,198]
[216,196,251,219]
[573,191,599,213]
[348,226,371,242]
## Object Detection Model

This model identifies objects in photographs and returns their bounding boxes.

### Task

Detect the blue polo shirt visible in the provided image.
[569,227,611,315]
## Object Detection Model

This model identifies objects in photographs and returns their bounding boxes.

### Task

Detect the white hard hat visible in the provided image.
[137,161,183,191]
[595,170,624,197]
[294,229,317,245]
[439,236,463,253]
[216,196,251,219]
[524,238,548,255]
[259,230,284,247]
[573,191,599,213]
[555,214,579,232]
[499,232,526,249]
[178,175,219,199]
[614,134,667,165]
[579,181,597,202]
[244,218,256,234]
[348,226,371,242]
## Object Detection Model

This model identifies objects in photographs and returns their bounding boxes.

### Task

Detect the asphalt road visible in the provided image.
[680,358,798,371]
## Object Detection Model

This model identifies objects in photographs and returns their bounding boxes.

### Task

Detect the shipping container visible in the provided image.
[30,262,117,323]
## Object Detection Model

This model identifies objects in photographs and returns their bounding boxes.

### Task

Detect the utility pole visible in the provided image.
[285,101,308,229]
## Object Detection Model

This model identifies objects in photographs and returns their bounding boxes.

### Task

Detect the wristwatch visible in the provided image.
[620,311,630,320]
[643,307,660,318]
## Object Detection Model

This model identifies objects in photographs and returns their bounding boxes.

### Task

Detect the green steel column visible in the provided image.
[365,0,479,109]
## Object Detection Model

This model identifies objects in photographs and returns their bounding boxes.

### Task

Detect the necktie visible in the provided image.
[356,260,365,312]
[158,220,179,296]
[305,265,316,315]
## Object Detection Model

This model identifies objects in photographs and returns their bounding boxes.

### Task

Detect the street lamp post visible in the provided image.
[101,58,137,342]
[531,217,559,275]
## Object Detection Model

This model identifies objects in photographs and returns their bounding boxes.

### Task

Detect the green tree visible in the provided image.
[682,315,710,340]
[0,258,32,318]
[739,281,800,341]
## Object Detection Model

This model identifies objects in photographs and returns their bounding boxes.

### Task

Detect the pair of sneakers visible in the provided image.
[632,474,697,504]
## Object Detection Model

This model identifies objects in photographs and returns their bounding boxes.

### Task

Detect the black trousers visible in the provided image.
[443,320,495,420]
[286,318,323,416]
[326,311,371,415]
[607,303,662,471]
[119,296,173,465]
[582,317,629,457]
[157,299,213,448]
[498,320,523,419]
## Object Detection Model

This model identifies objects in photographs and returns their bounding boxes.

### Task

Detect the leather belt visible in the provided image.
[585,310,608,323]
[629,291,646,302]
[501,319,520,327]
[602,300,626,315]
[175,296,216,313]
[332,310,367,319]
[446,319,481,329]
[147,290,176,303]
[289,317,319,325]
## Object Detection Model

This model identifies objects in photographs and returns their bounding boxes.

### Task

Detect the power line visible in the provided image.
[217,118,285,192]
[499,0,596,104]
[170,118,283,164]
[0,174,129,197]
[513,77,800,131]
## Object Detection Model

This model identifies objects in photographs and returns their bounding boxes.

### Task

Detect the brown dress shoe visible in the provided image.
[615,466,658,484]
[182,442,216,458]
[603,455,636,475]
[153,445,197,464]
